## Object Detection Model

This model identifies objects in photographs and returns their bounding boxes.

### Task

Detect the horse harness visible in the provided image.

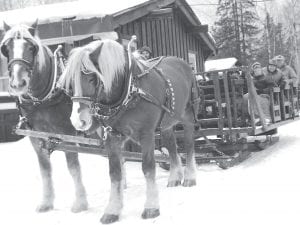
[72,56,177,140]
[14,46,66,129]
[1,37,39,78]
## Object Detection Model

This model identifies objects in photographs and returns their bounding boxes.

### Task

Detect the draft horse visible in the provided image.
[0,22,88,212]
[59,39,199,223]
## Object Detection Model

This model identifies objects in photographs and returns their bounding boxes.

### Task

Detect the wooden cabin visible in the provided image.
[0,0,216,83]
[0,0,216,142]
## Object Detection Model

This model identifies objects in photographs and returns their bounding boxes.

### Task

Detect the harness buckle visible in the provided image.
[16,116,29,129]
[102,126,113,141]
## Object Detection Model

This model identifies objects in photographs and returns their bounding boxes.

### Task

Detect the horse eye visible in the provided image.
[88,74,98,84]
[29,46,35,51]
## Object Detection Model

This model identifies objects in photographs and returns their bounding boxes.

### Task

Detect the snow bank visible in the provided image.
[205,57,239,72]
[1,120,300,225]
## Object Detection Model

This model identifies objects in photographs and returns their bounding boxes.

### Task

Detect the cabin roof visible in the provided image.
[0,0,216,54]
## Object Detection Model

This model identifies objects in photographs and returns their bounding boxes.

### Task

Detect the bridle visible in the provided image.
[71,57,130,123]
[1,37,38,79]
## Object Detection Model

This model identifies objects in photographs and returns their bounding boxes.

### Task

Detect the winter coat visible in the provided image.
[278,64,298,86]
[262,67,287,87]
[253,74,268,94]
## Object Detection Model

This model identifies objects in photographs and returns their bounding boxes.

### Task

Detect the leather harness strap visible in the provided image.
[16,46,67,128]
[86,56,181,132]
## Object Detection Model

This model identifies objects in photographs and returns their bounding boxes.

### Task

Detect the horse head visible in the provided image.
[0,20,45,96]
[59,39,127,133]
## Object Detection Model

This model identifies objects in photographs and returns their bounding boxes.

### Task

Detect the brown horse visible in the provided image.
[0,22,88,213]
[59,39,198,223]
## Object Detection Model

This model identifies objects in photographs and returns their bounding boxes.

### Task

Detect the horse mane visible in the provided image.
[59,39,126,96]
[1,24,45,70]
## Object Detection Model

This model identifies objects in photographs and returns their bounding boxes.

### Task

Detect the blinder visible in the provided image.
[0,39,10,58]
[2,38,39,77]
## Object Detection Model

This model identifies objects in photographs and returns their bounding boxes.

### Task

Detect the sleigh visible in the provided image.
[14,62,300,169]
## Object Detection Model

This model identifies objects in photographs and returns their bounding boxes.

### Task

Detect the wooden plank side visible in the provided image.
[156,19,162,56]
[231,79,238,127]
[177,14,183,57]
[223,73,233,131]
[212,73,224,133]
[184,27,189,61]
[247,73,267,130]
[174,12,182,57]
[128,22,134,36]
[269,90,276,123]
[151,20,158,57]
[172,13,179,57]
[160,18,166,55]
[146,20,153,51]
[163,18,169,56]
[133,21,141,47]
[196,42,201,72]
[15,129,102,146]
[168,18,174,56]
[141,21,147,47]
[178,14,185,60]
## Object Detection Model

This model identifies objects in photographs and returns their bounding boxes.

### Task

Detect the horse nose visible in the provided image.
[72,117,87,131]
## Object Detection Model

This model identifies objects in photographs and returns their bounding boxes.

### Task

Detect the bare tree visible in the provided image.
[0,0,76,11]
[281,0,300,73]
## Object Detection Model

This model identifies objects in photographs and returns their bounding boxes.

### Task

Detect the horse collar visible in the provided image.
[24,46,57,103]
[90,62,137,125]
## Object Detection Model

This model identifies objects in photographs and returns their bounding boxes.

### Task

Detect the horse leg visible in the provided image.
[65,152,88,212]
[30,138,54,212]
[161,128,183,187]
[100,135,124,224]
[121,158,127,189]
[140,132,160,219]
[182,118,197,187]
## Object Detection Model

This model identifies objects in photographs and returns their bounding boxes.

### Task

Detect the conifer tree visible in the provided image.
[212,0,261,65]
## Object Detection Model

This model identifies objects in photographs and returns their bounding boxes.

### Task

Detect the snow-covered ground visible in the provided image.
[1,120,300,225]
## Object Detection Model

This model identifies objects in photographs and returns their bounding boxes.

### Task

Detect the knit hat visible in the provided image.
[275,55,285,61]
[140,46,152,54]
[251,62,261,70]
[268,59,276,66]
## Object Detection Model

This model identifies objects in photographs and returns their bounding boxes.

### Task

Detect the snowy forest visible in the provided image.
[212,0,300,73]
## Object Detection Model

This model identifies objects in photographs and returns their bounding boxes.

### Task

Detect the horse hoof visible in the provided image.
[36,203,54,213]
[71,200,88,213]
[182,179,196,187]
[100,214,119,224]
[141,208,160,219]
[167,180,181,187]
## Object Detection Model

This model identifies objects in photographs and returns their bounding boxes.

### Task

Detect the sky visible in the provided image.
[187,0,288,27]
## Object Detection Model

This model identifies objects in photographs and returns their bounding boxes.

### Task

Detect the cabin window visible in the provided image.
[188,51,197,73]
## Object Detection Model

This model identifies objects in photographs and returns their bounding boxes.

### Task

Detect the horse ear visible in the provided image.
[31,19,38,29]
[89,43,103,65]
[3,21,11,32]
[28,19,38,36]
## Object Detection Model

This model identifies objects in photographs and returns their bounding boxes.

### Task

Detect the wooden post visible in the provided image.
[212,72,224,135]
[223,72,233,133]
[245,72,267,131]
